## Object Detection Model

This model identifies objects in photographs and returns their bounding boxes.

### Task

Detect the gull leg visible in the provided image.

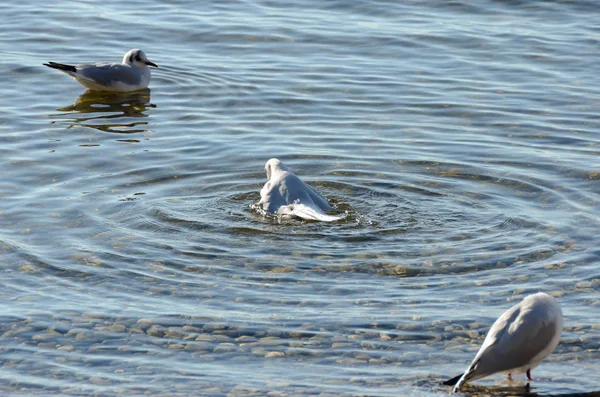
[527,369,532,381]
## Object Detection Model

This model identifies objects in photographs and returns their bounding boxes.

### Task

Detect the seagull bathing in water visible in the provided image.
[43,49,158,92]
[259,158,345,222]
[445,292,562,393]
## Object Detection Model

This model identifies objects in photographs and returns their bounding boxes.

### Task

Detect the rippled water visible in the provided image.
[1,1,599,396]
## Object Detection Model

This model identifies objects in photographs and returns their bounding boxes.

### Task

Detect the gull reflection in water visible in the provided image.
[51,89,156,136]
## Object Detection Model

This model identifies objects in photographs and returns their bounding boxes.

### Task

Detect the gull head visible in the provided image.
[123,49,158,68]
[265,158,281,180]
[265,158,292,180]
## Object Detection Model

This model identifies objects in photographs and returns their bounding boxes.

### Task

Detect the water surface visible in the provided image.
[1,1,599,396]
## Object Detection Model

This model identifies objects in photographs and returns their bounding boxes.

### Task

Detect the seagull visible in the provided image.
[259,158,345,222]
[445,292,563,393]
[43,49,158,92]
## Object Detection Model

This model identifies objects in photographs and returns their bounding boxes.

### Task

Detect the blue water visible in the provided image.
[1,1,599,396]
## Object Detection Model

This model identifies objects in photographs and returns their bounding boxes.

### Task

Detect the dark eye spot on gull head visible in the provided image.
[125,49,158,68]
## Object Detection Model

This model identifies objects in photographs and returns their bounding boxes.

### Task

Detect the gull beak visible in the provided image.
[145,60,158,68]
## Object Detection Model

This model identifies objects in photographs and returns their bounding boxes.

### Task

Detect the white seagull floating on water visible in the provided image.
[259,158,345,222]
[44,49,158,92]
[445,292,562,393]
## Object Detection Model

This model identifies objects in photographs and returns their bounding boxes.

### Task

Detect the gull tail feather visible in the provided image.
[286,203,346,222]
[43,62,77,73]
[442,373,463,386]
[452,361,480,393]
[452,372,469,393]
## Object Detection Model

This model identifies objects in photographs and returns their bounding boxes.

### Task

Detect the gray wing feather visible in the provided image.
[260,171,332,214]
[78,63,142,86]
[304,183,333,211]
[278,172,326,209]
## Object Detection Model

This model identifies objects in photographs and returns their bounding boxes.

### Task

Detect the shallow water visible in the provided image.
[1,1,599,396]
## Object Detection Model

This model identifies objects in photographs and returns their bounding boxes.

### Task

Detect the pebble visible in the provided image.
[182,325,202,333]
[89,377,111,385]
[185,342,213,352]
[32,332,59,342]
[75,331,92,341]
[576,281,593,289]
[335,358,365,365]
[251,348,267,356]
[3,327,33,338]
[267,391,288,397]
[183,333,199,341]
[213,334,233,343]
[66,328,90,336]
[235,335,258,343]
[136,319,153,331]
[203,323,226,332]
[257,337,286,346]
[71,321,95,329]
[331,342,351,349]
[82,312,110,320]
[213,343,237,353]
[573,325,589,332]
[264,351,285,358]
[49,322,71,334]
[164,331,184,339]
[202,387,222,394]
[146,325,165,337]
[107,324,127,333]
[360,341,378,349]
[195,333,215,342]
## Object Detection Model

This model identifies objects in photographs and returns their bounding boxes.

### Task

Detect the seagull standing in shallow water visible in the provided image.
[44,49,158,92]
[445,292,562,393]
